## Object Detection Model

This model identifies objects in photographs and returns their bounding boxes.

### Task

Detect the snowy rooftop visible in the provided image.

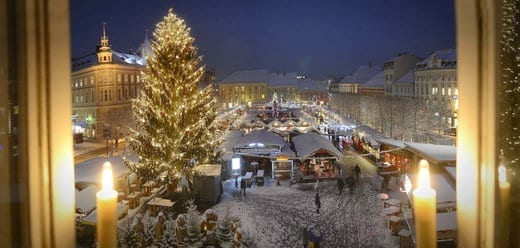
[71,49,146,71]
[75,155,137,184]
[395,70,415,84]
[234,129,285,149]
[339,64,381,84]
[408,173,456,204]
[219,69,325,91]
[193,164,221,177]
[219,70,270,83]
[75,184,98,213]
[268,72,299,87]
[376,138,406,148]
[415,48,457,70]
[219,129,244,161]
[296,77,326,91]
[112,50,147,65]
[362,71,385,87]
[404,142,456,163]
[292,132,343,158]
[355,125,386,139]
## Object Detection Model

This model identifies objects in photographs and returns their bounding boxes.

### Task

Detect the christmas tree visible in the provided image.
[125,9,219,181]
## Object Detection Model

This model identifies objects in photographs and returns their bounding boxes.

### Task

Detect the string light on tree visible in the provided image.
[124,9,220,182]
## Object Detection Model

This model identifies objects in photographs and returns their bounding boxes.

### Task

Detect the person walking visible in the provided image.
[240,178,246,196]
[337,178,345,194]
[315,192,321,214]
[354,163,361,181]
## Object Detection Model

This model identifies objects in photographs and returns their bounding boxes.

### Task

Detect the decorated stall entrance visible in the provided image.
[271,155,293,179]
[291,132,343,182]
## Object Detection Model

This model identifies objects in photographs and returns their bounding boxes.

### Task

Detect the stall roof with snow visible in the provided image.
[292,132,343,159]
[75,155,137,184]
[233,130,285,154]
[75,184,98,214]
[404,142,456,165]
[219,129,244,161]
[407,172,456,206]
[376,138,405,148]
[193,164,222,177]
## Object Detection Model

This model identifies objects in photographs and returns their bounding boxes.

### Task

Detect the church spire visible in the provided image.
[100,22,110,48]
[97,22,112,63]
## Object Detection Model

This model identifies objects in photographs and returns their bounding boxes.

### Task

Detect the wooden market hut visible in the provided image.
[291,132,343,181]
[192,164,223,204]
[233,129,286,177]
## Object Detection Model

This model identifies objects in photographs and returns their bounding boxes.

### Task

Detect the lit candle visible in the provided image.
[498,165,510,247]
[413,159,437,248]
[96,162,118,248]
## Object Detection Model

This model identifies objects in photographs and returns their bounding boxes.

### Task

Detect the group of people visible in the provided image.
[336,163,361,194]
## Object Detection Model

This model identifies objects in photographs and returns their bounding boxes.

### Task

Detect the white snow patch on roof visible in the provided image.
[292,132,343,158]
[193,164,221,177]
[220,70,269,83]
[404,142,456,162]
[417,49,457,65]
[395,70,415,84]
[362,71,385,87]
[376,138,405,148]
[75,155,137,184]
[75,184,98,213]
[234,129,285,149]
[340,65,381,84]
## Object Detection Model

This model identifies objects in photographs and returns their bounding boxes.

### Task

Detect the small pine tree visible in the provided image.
[183,200,203,247]
[216,208,234,245]
[118,217,139,248]
[125,8,219,182]
[160,215,177,247]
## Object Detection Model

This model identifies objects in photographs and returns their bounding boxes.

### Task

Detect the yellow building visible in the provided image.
[218,70,327,109]
[71,25,147,139]
[414,49,458,128]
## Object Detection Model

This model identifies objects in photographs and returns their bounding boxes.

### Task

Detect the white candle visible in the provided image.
[96,162,118,248]
[413,159,437,248]
[498,165,510,247]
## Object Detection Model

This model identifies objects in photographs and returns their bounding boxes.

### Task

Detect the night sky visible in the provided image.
[70,0,455,80]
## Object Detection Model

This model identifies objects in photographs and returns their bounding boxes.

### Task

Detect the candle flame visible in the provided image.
[498,165,507,183]
[102,162,113,191]
[417,159,431,189]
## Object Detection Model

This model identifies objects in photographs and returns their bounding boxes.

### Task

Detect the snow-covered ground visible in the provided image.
[211,173,401,247]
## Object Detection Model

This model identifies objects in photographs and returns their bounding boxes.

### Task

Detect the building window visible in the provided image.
[117,74,122,82]
[104,90,108,101]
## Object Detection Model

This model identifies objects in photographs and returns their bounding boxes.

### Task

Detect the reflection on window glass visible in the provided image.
[497,0,519,247]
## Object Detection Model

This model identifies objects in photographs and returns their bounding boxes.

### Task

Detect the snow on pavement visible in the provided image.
[211,176,399,247]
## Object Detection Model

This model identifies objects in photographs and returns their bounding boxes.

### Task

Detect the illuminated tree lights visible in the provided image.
[125,9,219,181]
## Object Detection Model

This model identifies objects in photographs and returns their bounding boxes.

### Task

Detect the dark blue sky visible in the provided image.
[70,0,455,80]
